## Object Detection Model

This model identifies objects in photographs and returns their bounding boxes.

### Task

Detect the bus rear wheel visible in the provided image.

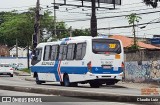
[10,74,13,77]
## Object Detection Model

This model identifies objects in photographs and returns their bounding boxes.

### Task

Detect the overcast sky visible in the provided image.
[0,0,160,38]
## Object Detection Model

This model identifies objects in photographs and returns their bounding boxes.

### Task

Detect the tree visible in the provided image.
[0,11,34,47]
[0,9,68,47]
[0,8,89,47]
[143,0,160,8]
[72,29,90,36]
[125,13,142,48]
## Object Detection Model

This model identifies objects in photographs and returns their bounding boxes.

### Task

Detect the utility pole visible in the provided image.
[53,0,57,38]
[69,26,72,37]
[33,0,40,51]
[91,0,97,37]
[27,43,30,69]
[108,22,110,35]
[16,38,18,58]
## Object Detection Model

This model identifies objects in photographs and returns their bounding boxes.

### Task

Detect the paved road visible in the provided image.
[0,89,138,105]
[0,89,48,96]
[0,75,141,96]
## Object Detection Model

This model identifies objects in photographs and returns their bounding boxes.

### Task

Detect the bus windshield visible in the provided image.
[92,39,121,54]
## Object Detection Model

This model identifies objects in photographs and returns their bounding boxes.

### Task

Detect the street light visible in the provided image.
[140,17,160,29]
[140,25,147,29]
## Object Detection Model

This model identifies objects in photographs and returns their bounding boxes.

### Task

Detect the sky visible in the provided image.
[0,0,160,38]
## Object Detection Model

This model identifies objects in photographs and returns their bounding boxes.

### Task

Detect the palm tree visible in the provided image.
[143,0,160,8]
[126,13,142,47]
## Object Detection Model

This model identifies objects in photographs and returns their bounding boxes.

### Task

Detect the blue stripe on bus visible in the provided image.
[31,66,122,81]
[54,61,61,81]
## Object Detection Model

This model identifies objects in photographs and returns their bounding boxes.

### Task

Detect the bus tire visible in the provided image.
[36,77,46,84]
[10,74,13,77]
[89,81,100,88]
[60,82,64,86]
[36,77,42,84]
[63,74,70,87]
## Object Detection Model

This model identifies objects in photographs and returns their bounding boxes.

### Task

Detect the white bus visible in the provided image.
[31,36,124,88]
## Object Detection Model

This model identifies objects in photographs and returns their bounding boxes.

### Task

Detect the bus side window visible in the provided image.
[58,46,63,60]
[62,45,67,60]
[67,44,75,60]
[58,45,67,60]
[43,45,51,61]
[51,45,59,61]
[75,42,86,60]
[81,43,86,59]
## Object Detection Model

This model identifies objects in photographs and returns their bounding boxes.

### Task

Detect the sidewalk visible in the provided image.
[14,70,31,76]
[25,77,160,90]
[14,70,160,90]
[117,81,160,90]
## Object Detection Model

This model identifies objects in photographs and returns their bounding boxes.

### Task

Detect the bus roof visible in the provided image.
[36,36,121,48]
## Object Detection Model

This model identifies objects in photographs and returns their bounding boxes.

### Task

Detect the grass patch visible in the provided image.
[20,68,31,74]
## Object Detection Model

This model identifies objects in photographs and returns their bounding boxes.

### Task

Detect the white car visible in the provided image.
[0,63,14,77]
[15,63,26,70]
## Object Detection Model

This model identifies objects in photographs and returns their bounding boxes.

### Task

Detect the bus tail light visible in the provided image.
[87,61,92,72]
[121,62,124,68]
[121,62,125,73]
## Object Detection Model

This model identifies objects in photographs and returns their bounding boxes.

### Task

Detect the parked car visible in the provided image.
[11,63,18,70]
[0,63,14,77]
[15,63,26,70]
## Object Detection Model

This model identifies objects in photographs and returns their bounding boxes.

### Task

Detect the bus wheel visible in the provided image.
[10,74,13,77]
[36,77,45,84]
[60,82,64,86]
[89,81,100,88]
[63,74,70,87]
[36,77,42,84]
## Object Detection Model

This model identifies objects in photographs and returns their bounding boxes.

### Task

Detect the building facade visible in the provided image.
[0,45,10,57]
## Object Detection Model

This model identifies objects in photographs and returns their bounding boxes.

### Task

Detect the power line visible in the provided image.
[138,26,160,32]
[0,5,36,10]
[55,6,160,20]
[109,26,160,35]
[64,10,160,22]
[97,21,160,30]
[96,6,160,14]
[43,3,149,15]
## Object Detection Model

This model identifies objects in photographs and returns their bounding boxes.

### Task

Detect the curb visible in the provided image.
[0,84,159,104]
[25,77,35,81]
[14,71,31,76]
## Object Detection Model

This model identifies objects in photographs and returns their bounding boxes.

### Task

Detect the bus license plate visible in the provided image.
[102,65,111,69]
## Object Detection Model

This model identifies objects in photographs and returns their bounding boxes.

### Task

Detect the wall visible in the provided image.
[124,49,160,82]
[0,57,31,68]
[125,61,160,82]
[0,45,10,57]
[125,50,160,61]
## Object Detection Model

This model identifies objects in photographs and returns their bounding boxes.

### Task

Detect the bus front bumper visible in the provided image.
[86,72,123,81]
